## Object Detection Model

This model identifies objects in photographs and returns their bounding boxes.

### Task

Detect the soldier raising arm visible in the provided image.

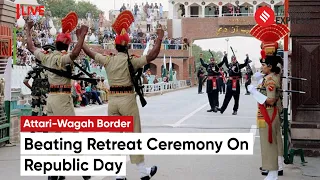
[81,27,164,67]
[80,10,164,180]
[26,21,88,64]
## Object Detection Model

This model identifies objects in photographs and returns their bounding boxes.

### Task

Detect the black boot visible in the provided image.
[83,176,91,180]
[141,166,157,180]
[58,176,66,180]
[213,107,217,113]
[232,111,237,115]
[216,107,223,114]
[260,167,283,176]
[48,177,58,180]
[207,109,213,112]
[116,178,127,180]
[245,92,250,95]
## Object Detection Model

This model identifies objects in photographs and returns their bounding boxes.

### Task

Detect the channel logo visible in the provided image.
[254,6,275,27]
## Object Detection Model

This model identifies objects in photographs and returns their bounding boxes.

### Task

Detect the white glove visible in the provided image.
[248,85,267,104]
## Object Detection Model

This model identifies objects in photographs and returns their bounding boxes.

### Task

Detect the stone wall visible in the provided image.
[0,0,15,26]
[166,17,255,41]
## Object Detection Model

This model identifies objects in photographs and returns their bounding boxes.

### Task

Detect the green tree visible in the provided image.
[44,0,77,18]
[75,1,101,19]
[40,0,101,19]
[192,44,223,70]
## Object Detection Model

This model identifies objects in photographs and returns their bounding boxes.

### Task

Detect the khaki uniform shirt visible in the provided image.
[94,52,147,88]
[34,49,73,85]
[258,73,281,103]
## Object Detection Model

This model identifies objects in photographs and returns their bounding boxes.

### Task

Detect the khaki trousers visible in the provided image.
[46,93,75,116]
[108,93,144,164]
[258,108,280,171]
[98,90,107,101]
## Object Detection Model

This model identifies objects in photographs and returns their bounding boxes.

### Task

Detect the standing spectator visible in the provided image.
[120,3,126,12]
[134,3,139,16]
[159,3,163,19]
[146,16,152,32]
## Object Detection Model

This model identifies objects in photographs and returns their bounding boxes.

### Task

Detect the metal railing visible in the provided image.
[143,80,188,94]
[176,12,254,18]
[222,13,254,16]
[103,43,188,50]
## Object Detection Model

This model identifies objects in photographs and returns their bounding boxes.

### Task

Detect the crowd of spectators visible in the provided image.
[72,73,109,108]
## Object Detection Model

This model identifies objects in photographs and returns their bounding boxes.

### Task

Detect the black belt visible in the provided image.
[110,86,133,92]
[49,87,71,93]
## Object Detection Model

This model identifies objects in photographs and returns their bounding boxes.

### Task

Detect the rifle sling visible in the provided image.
[37,63,97,85]
[73,61,93,78]
[126,52,147,107]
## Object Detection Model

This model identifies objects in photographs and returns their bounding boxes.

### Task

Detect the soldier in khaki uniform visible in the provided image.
[81,10,163,180]
[25,17,91,180]
[256,42,283,180]
[261,62,284,177]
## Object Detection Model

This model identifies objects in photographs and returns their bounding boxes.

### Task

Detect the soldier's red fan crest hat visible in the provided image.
[56,12,78,45]
[112,10,134,46]
[250,23,289,61]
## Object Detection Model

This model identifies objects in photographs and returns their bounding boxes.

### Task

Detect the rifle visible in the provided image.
[208,49,214,58]
[126,53,147,107]
[230,46,236,57]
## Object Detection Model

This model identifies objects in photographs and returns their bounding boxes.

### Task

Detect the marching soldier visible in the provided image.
[197,66,205,94]
[217,55,249,115]
[23,45,54,116]
[199,54,225,112]
[25,15,91,180]
[80,10,162,180]
[245,54,253,95]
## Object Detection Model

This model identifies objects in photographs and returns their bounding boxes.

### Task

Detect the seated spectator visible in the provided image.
[97,77,108,103]
[72,80,80,107]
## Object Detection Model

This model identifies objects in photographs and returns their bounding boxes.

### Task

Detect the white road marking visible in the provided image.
[250,125,257,146]
[172,102,209,127]
[90,176,105,180]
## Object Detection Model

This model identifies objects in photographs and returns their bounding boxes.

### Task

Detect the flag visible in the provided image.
[169,56,173,81]
[143,40,150,55]
[162,54,167,77]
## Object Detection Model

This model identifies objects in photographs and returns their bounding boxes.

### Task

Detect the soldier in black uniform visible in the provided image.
[217,55,249,115]
[197,67,205,94]
[244,54,253,95]
[199,54,225,112]
[23,45,53,116]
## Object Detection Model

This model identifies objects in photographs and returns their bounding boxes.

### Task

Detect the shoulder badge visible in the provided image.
[268,85,275,92]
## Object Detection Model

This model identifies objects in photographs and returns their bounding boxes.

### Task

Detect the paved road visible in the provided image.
[0,86,317,180]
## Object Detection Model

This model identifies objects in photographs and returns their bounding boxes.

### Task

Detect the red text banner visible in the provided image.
[20,116,133,132]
